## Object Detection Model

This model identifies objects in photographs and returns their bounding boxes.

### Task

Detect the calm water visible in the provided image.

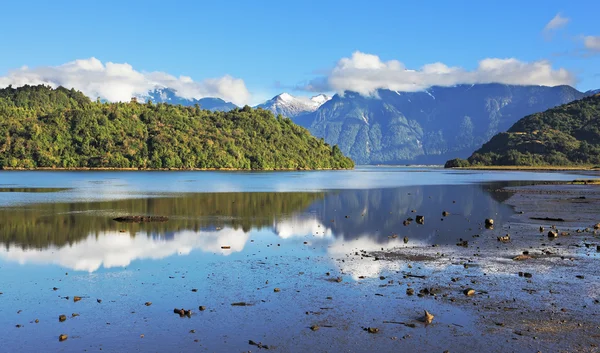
[0,167,598,352]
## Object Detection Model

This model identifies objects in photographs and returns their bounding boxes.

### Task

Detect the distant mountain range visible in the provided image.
[142,88,238,111]
[139,84,598,165]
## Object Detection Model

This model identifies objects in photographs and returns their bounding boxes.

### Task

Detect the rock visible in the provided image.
[113,215,168,223]
[144,302,152,306]
[442,211,449,217]
[594,223,600,230]
[199,306,206,311]
[497,235,510,243]
[403,220,411,226]
[310,325,320,331]
[560,231,570,236]
[73,296,82,302]
[485,218,494,226]
[59,315,66,322]
[576,275,585,279]
[416,215,425,225]
[523,273,533,278]
[221,246,231,249]
[366,327,379,334]
[406,288,415,296]
[539,226,544,233]
[97,299,102,303]
[379,276,385,280]
[191,289,198,292]
[463,288,475,296]
[35,319,39,323]
[423,310,434,324]
[231,302,253,306]
[71,313,79,317]
[335,277,343,283]
[513,254,532,261]
[274,288,281,292]
[189,330,196,333]
[456,240,468,247]
[548,230,558,238]
[59,334,68,342]
[53,287,58,291]
[403,236,409,244]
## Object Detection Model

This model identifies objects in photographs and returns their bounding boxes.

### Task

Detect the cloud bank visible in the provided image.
[0,58,251,105]
[304,51,575,95]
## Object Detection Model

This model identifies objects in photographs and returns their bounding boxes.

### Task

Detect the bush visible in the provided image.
[444,158,470,168]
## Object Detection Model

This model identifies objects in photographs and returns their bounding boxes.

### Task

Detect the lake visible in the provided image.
[0,167,598,352]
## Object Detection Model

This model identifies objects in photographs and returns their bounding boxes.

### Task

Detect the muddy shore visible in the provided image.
[360,182,600,353]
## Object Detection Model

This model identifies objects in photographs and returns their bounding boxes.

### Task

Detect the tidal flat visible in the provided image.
[0,168,598,352]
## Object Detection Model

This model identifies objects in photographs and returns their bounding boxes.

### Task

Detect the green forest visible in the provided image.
[445,94,600,167]
[0,85,354,170]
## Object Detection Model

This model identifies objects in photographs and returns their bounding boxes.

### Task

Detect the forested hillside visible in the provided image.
[445,94,600,167]
[0,85,354,170]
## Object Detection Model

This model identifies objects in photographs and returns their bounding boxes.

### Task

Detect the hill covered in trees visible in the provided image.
[445,94,600,167]
[0,85,354,170]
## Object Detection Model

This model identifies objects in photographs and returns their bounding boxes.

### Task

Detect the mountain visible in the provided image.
[143,88,238,111]
[255,93,331,118]
[586,89,600,96]
[0,85,354,170]
[294,84,586,165]
[446,93,600,167]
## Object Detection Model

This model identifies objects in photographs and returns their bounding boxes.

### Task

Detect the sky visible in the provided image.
[0,0,598,105]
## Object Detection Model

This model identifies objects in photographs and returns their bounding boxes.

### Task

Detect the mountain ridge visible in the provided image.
[293,84,587,164]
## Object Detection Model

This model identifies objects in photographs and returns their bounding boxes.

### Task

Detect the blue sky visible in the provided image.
[0,0,598,105]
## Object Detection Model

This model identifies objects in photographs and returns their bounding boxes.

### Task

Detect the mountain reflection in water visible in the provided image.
[0,184,515,272]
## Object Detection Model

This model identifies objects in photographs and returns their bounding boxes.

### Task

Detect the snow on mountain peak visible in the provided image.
[257,92,331,118]
[277,92,295,102]
[310,94,331,105]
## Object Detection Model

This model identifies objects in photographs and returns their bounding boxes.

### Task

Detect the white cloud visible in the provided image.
[543,13,570,32]
[313,51,575,95]
[0,57,251,105]
[0,228,250,272]
[583,36,600,52]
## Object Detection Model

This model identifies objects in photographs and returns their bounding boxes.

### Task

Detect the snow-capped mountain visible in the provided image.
[140,88,238,111]
[586,89,600,96]
[255,93,331,118]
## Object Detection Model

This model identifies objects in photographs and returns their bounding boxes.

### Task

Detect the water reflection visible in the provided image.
[0,185,515,272]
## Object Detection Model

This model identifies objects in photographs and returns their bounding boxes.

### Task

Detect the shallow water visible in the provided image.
[0,167,598,352]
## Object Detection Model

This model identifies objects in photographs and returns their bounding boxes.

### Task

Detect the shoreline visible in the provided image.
[452,165,599,171]
[0,166,354,172]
